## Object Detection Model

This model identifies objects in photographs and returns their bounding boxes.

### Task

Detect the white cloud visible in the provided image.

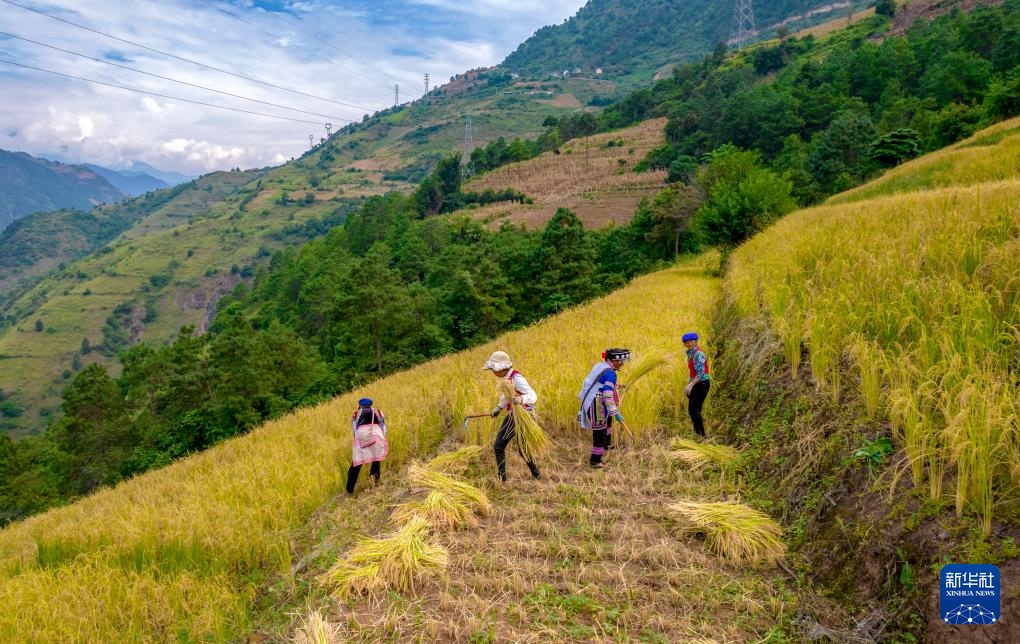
[76,115,95,139]
[0,0,586,174]
[140,96,164,113]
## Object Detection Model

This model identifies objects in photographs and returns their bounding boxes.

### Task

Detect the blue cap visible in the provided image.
[358,397,373,407]
[682,332,699,342]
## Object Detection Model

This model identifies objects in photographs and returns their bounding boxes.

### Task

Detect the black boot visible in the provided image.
[527,461,541,480]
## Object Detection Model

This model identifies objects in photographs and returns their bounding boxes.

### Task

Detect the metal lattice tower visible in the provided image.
[462,114,474,176]
[729,0,757,49]
[324,122,333,138]
[394,84,399,106]
[308,134,314,149]
[462,115,473,154]
[424,73,430,96]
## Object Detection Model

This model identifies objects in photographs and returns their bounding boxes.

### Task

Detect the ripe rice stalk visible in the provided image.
[292,608,344,644]
[498,380,551,460]
[849,339,883,421]
[625,353,670,388]
[426,446,484,475]
[668,501,786,566]
[391,491,479,531]
[669,438,739,469]
[407,463,492,516]
[323,516,448,600]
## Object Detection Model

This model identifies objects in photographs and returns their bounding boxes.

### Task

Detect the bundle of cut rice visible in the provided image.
[426,445,484,475]
[669,437,739,468]
[323,516,448,599]
[498,379,551,460]
[391,490,479,530]
[667,500,785,566]
[407,462,492,516]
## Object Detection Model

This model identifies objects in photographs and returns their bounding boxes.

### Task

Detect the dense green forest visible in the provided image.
[3,2,1019,524]
[613,2,1020,200]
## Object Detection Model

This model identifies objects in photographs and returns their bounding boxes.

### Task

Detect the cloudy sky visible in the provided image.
[0,0,585,175]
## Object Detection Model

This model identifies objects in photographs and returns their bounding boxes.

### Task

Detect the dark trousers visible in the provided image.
[590,427,609,465]
[346,460,381,494]
[688,380,710,437]
[493,414,540,481]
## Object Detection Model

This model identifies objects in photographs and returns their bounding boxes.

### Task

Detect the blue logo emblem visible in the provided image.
[940,564,1000,625]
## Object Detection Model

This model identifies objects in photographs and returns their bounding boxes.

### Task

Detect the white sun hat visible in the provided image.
[482,350,513,371]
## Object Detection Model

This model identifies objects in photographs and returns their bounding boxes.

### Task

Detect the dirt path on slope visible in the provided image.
[254,430,850,642]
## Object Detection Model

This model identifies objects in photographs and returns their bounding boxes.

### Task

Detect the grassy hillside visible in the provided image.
[0,256,728,640]
[0,170,261,297]
[712,116,1020,639]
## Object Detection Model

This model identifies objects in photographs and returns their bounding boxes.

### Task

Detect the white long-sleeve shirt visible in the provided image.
[493,370,537,414]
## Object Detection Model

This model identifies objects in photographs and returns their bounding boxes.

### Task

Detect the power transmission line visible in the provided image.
[0,56,330,125]
[197,0,395,92]
[0,0,377,112]
[0,30,354,122]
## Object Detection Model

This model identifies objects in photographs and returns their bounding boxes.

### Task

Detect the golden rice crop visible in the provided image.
[668,501,786,566]
[728,158,1020,534]
[670,438,740,468]
[323,516,448,600]
[407,462,492,516]
[391,490,480,531]
[0,254,717,638]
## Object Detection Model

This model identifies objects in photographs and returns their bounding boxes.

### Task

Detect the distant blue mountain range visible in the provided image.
[82,164,169,196]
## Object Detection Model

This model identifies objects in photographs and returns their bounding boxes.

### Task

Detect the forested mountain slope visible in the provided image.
[0,150,125,230]
[500,0,874,81]
[0,170,261,297]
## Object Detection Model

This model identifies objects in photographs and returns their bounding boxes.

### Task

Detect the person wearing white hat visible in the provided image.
[480,350,541,482]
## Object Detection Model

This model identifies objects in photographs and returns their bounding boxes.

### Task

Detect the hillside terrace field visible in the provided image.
[465,118,669,229]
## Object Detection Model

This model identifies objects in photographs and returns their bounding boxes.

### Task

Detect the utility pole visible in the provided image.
[729,0,757,49]
[394,84,399,106]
